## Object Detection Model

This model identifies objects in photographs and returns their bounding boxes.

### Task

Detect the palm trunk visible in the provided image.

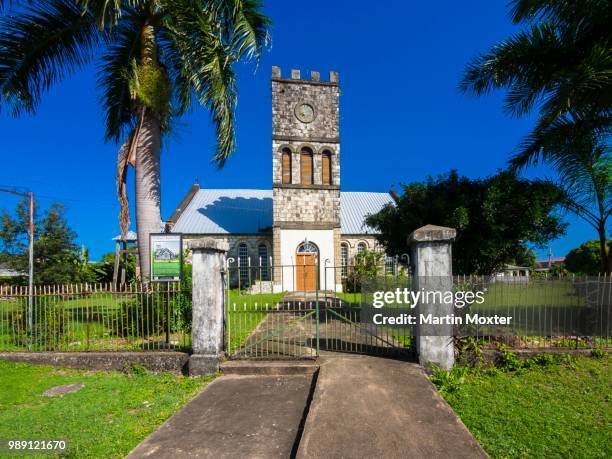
[597,223,611,274]
[135,107,162,281]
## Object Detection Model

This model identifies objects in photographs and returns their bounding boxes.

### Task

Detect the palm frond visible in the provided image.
[510,114,611,227]
[0,0,101,116]
[510,113,612,169]
[98,7,144,141]
[161,0,270,166]
[116,130,135,238]
[223,0,271,61]
[77,0,148,29]
[510,0,611,27]
[460,23,565,116]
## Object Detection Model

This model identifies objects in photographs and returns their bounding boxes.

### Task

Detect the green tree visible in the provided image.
[99,251,137,283]
[460,0,611,272]
[343,248,384,293]
[366,170,567,275]
[512,245,537,268]
[0,0,270,280]
[565,239,612,275]
[0,200,91,284]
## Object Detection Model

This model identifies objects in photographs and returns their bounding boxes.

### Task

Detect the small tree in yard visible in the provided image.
[0,199,96,284]
[366,170,567,276]
[565,240,612,275]
[344,249,384,293]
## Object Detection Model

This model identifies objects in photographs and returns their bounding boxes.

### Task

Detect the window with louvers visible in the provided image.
[282,148,292,184]
[322,151,332,185]
[301,148,313,185]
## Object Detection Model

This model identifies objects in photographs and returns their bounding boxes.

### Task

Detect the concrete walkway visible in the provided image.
[127,374,313,458]
[297,354,487,458]
[128,356,486,458]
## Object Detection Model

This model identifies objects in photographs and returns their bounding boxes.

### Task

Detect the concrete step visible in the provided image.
[220,359,319,376]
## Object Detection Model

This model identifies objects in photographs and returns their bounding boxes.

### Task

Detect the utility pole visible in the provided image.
[0,187,35,347]
[547,247,553,269]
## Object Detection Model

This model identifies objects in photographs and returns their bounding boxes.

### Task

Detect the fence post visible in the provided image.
[408,224,456,370]
[187,238,229,375]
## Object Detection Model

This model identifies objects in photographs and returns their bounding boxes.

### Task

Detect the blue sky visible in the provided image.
[0,0,595,260]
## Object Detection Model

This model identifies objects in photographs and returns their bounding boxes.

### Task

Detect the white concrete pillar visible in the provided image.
[187,238,228,375]
[408,225,456,370]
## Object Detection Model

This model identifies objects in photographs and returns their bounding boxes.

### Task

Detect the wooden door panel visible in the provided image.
[296,254,316,291]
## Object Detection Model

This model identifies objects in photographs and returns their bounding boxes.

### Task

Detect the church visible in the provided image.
[167,67,394,292]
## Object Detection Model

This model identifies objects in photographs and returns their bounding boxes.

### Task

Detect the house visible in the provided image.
[0,263,26,279]
[495,264,531,281]
[534,257,566,272]
[167,67,394,292]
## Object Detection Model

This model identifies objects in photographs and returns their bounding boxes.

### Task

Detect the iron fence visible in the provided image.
[2,267,609,358]
[223,259,610,359]
[0,283,191,352]
[452,275,611,349]
[223,262,415,359]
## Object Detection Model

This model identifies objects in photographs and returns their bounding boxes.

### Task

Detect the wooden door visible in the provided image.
[296,254,317,291]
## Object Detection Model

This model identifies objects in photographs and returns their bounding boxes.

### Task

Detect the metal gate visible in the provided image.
[224,263,415,359]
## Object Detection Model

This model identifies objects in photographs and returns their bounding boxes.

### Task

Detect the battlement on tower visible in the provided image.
[272,66,338,85]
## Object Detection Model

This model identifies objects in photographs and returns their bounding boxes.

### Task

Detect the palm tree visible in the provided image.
[460,0,611,273]
[0,0,270,280]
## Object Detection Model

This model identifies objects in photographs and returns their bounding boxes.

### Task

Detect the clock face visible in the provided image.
[295,103,315,123]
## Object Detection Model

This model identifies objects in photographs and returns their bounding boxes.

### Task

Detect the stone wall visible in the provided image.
[183,234,272,288]
[272,140,340,187]
[340,235,383,262]
[271,68,339,140]
[273,187,340,226]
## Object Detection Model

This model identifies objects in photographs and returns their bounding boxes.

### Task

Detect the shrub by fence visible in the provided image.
[0,283,191,352]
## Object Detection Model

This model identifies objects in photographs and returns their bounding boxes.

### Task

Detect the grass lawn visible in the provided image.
[0,361,212,458]
[225,290,286,353]
[440,355,612,458]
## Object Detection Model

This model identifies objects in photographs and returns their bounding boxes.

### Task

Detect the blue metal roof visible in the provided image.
[340,191,394,234]
[172,189,273,234]
[171,189,393,235]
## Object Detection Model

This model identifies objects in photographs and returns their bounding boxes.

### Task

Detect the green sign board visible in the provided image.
[150,234,182,282]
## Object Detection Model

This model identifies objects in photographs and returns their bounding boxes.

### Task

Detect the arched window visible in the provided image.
[238,243,249,285]
[357,242,367,255]
[341,243,349,278]
[281,148,292,184]
[300,147,313,185]
[322,150,332,185]
[258,244,270,281]
[297,241,318,253]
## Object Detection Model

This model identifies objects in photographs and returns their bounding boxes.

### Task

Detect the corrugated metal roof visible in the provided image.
[172,189,273,234]
[340,191,394,234]
[170,189,393,235]
[113,230,138,241]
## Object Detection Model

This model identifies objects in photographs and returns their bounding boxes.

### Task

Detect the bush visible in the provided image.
[496,345,523,371]
[455,337,486,367]
[343,249,384,293]
[169,263,192,333]
[430,365,469,395]
[114,299,166,338]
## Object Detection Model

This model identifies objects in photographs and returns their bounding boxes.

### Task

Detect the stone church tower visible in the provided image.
[271,66,342,291]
